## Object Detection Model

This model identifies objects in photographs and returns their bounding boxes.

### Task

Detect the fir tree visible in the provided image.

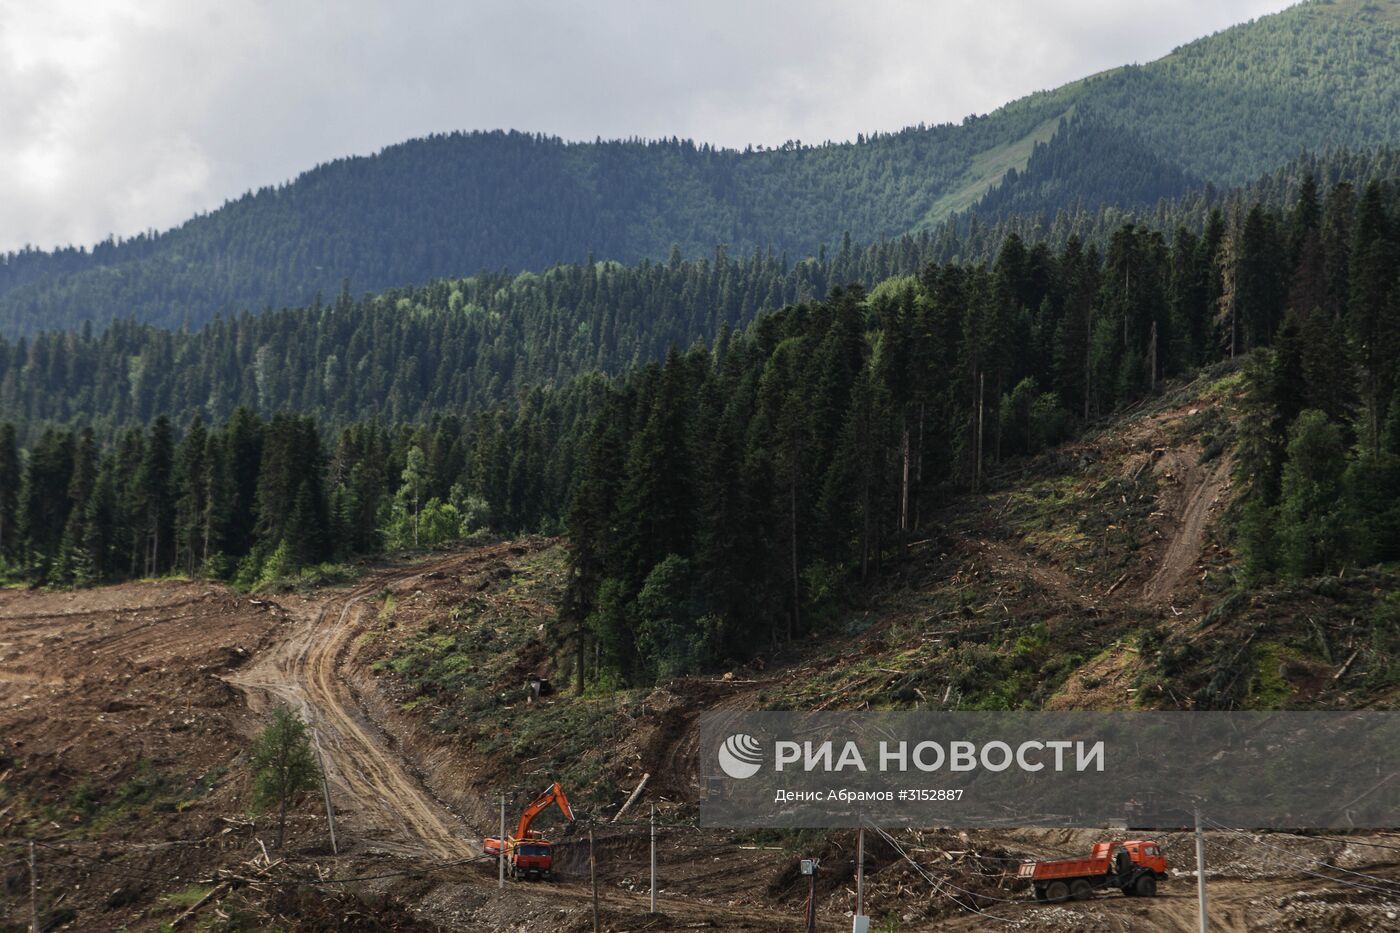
[0,423,18,563]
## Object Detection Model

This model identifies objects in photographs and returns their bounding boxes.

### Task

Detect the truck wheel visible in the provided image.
[1132,875,1157,898]
[1121,885,1135,897]
[1070,879,1093,900]
[1045,881,1070,903]
[1033,884,1046,902]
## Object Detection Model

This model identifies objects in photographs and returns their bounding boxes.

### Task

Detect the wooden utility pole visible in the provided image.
[975,372,985,492]
[1195,809,1209,933]
[805,861,817,933]
[590,824,601,932]
[649,804,658,913]
[1148,320,1158,391]
[856,824,866,918]
[499,795,506,889]
[312,731,337,855]
[29,840,38,933]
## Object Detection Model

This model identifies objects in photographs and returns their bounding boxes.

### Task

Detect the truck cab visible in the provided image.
[509,841,556,880]
[1118,840,1167,876]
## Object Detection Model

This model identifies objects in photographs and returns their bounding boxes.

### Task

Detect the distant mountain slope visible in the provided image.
[1073,0,1400,184]
[6,143,1396,436]
[2,0,1397,337]
[970,114,1205,218]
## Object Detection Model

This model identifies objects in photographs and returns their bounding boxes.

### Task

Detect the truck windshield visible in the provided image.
[519,845,550,856]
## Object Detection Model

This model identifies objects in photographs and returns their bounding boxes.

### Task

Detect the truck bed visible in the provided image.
[1018,856,1111,881]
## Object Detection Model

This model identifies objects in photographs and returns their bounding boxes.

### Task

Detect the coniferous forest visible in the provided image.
[5,146,1399,438]
[4,174,1397,687]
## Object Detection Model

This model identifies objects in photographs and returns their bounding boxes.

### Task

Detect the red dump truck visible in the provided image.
[1017,840,1168,902]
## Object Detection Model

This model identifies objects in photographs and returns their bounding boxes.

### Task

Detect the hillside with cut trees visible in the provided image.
[5,175,1397,696]
[7,5,1400,931]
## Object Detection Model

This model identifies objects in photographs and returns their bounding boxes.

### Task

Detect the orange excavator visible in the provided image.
[482,782,577,881]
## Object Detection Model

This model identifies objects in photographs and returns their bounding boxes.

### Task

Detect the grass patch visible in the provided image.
[1001,468,1158,584]
[944,624,1086,710]
[255,562,360,594]
[1244,641,1297,709]
[160,884,215,909]
[369,543,631,805]
[31,760,224,835]
[919,108,1070,223]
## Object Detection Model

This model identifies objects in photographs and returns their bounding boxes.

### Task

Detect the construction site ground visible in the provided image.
[3,367,1399,931]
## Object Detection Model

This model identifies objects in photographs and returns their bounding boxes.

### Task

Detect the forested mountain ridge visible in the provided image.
[4,145,1398,437]
[2,0,1398,337]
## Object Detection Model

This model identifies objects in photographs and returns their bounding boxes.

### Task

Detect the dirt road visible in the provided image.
[227,555,479,860]
[1143,453,1230,605]
[220,545,858,929]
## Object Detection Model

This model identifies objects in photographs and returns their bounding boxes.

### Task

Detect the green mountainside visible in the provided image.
[5,145,1397,435]
[1,0,1396,337]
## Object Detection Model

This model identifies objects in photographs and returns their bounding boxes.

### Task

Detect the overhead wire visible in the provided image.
[867,823,1023,926]
[1201,817,1400,899]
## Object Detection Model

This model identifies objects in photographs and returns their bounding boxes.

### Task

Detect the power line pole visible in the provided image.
[590,824,600,933]
[498,794,506,889]
[312,730,337,855]
[801,858,819,933]
[1195,808,1209,933]
[1148,319,1158,391]
[808,869,816,933]
[649,804,657,914]
[975,371,985,492]
[856,823,866,920]
[29,840,38,933]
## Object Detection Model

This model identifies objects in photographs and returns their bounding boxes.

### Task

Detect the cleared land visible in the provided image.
[3,370,1399,930]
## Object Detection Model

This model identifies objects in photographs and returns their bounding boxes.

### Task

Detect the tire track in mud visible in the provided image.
[227,556,477,860]
[225,545,816,928]
[1143,454,1230,605]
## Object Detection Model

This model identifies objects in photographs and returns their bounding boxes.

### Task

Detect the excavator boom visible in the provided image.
[514,780,575,839]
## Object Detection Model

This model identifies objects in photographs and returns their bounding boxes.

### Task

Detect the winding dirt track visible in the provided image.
[1143,454,1230,605]
[222,549,823,928]
[227,556,475,860]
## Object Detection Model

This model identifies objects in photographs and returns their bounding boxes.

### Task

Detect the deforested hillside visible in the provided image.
[5,368,1398,932]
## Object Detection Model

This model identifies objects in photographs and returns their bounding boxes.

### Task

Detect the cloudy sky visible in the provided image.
[1,0,1294,253]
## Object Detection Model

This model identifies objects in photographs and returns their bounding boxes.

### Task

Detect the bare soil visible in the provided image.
[4,373,1399,930]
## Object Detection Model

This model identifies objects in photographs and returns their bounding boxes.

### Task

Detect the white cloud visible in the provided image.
[0,0,1294,252]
